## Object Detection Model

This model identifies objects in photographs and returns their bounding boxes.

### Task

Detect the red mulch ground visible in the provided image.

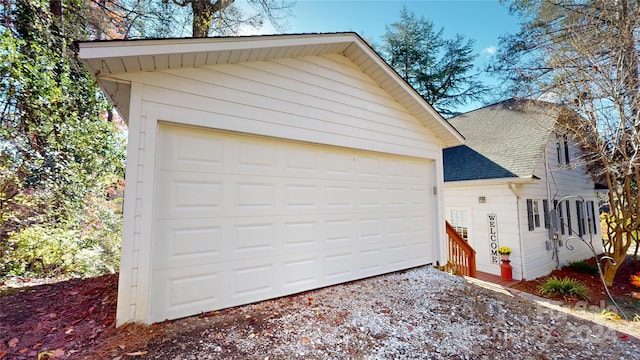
[0,274,160,359]
[512,256,640,316]
[2,257,640,359]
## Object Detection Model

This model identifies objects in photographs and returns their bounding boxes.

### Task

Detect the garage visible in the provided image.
[151,123,435,320]
[78,33,463,325]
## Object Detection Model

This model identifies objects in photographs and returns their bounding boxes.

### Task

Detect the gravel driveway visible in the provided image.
[145,266,640,359]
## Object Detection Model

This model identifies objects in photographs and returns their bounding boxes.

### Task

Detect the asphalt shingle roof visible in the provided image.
[444,98,560,182]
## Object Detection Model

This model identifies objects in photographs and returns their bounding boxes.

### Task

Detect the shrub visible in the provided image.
[565,260,598,276]
[6,225,82,277]
[2,190,121,279]
[538,276,590,301]
[5,223,120,278]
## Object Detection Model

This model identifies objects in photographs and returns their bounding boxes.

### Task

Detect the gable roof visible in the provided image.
[444,98,561,182]
[78,32,463,148]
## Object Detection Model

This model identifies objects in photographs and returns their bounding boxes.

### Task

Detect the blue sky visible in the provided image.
[252,0,523,112]
[288,1,519,53]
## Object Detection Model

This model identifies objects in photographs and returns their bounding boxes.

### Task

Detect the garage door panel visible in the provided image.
[231,263,275,299]
[235,182,277,208]
[153,220,227,270]
[154,172,224,219]
[158,126,226,173]
[284,184,319,208]
[283,220,318,247]
[151,124,435,322]
[358,249,384,275]
[408,247,428,264]
[356,239,389,258]
[156,213,431,270]
[410,215,430,233]
[156,220,281,270]
[153,243,432,320]
[153,240,434,320]
[410,190,429,206]
[386,243,411,264]
[388,216,409,234]
[324,251,355,280]
[407,161,431,179]
[383,161,407,178]
[237,141,278,169]
[157,175,427,220]
[285,147,320,173]
[324,185,354,208]
[233,223,276,253]
[282,257,319,289]
[325,218,355,242]
[159,175,437,219]
[228,254,320,301]
[151,266,225,321]
[356,157,382,177]
[359,217,382,239]
[358,187,383,207]
[386,187,409,207]
[324,152,354,175]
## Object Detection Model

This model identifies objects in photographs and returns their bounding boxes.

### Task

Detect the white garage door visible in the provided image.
[150,123,435,321]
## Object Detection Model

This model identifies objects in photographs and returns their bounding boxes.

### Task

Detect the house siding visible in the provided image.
[518,134,601,280]
[116,53,447,324]
[444,134,603,281]
[445,184,523,279]
[117,54,443,158]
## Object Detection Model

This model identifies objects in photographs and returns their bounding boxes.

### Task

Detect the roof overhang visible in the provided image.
[78,33,463,147]
[445,176,539,188]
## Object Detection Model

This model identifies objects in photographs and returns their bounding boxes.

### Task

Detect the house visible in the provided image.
[78,33,464,325]
[443,99,603,281]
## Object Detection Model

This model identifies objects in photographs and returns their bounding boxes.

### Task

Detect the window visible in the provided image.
[449,209,469,241]
[563,135,570,165]
[526,199,543,230]
[556,134,571,165]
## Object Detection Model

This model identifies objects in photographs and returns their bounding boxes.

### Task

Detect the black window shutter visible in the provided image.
[590,201,597,233]
[543,199,550,229]
[555,200,565,235]
[563,136,570,164]
[566,200,572,234]
[576,202,583,236]
[527,199,534,231]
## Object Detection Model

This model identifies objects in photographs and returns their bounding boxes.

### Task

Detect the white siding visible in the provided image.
[445,184,523,279]
[118,54,443,159]
[116,82,148,324]
[518,135,602,280]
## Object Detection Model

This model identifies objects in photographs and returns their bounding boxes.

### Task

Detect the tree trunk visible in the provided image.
[50,0,62,17]
[189,0,235,37]
[603,230,631,286]
[191,1,213,37]
[603,259,623,286]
